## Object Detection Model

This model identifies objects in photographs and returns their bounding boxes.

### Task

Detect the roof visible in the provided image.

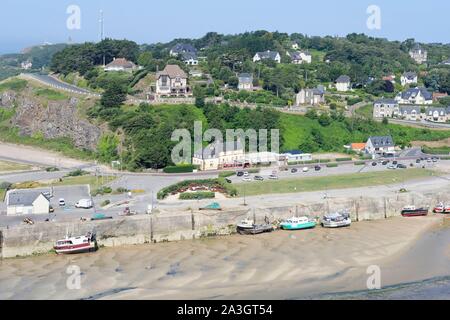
[194,140,244,159]
[427,107,450,116]
[238,73,253,83]
[374,98,398,105]
[290,51,311,60]
[105,58,136,69]
[399,105,421,114]
[400,87,432,101]
[284,150,303,155]
[171,43,197,55]
[410,44,426,53]
[181,51,198,61]
[157,64,187,79]
[367,136,395,148]
[402,72,417,80]
[7,190,49,206]
[336,75,351,83]
[255,50,280,60]
[351,143,366,150]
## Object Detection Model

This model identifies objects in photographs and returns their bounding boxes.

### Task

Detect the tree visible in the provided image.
[101,81,127,108]
[382,117,389,125]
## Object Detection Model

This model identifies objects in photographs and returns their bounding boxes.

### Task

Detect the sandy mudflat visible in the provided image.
[0,216,448,300]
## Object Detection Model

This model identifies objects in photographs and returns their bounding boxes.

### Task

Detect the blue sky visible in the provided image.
[1,0,449,54]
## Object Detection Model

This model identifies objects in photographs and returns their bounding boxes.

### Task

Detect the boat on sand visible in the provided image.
[280,216,316,230]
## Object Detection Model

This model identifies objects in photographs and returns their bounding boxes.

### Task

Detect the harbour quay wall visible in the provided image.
[0,189,444,258]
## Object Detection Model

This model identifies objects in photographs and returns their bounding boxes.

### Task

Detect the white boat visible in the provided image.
[280,216,316,230]
[236,219,273,235]
[321,211,352,228]
[54,232,97,254]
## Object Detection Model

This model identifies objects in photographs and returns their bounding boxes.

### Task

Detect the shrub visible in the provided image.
[115,187,129,193]
[101,200,111,207]
[219,171,235,178]
[92,186,113,196]
[354,161,366,166]
[45,167,60,172]
[326,163,339,168]
[0,181,12,189]
[179,192,215,200]
[163,165,199,173]
[65,169,89,177]
[336,157,352,162]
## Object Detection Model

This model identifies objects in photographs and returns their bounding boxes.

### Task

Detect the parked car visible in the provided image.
[427,158,432,163]
[387,164,397,170]
[49,206,54,213]
[236,171,244,177]
[268,175,279,180]
[254,176,264,181]
[302,167,309,173]
[291,168,298,174]
[58,198,66,207]
[314,165,322,171]
[416,159,421,164]
[43,191,52,199]
[243,172,249,177]
[432,158,438,163]
[242,177,252,182]
[382,161,389,165]
[397,164,407,169]
[372,162,377,167]
[225,178,232,184]
[393,161,398,165]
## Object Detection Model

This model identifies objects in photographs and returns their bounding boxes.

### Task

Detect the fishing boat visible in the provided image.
[236,219,274,235]
[279,216,316,230]
[401,206,429,217]
[54,232,97,255]
[321,211,352,228]
[433,203,450,214]
[91,213,113,221]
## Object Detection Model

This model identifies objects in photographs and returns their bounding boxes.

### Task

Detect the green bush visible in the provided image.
[101,200,111,207]
[163,165,199,173]
[158,178,237,200]
[354,161,366,166]
[65,169,89,177]
[219,171,235,178]
[336,157,352,162]
[92,186,113,196]
[422,146,450,155]
[45,167,60,172]
[0,181,12,189]
[115,187,129,193]
[179,192,215,200]
[326,163,339,168]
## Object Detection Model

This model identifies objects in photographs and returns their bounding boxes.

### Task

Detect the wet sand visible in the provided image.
[0,216,448,300]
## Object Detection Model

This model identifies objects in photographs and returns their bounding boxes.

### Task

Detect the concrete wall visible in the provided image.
[0,190,443,258]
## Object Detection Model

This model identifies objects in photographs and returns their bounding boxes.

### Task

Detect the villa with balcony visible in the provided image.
[155,64,191,97]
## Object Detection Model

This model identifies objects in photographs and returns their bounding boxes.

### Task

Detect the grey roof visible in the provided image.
[402,72,417,80]
[255,50,280,60]
[427,107,450,116]
[181,51,198,61]
[290,51,311,61]
[194,140,244,159]
[336,75,351,83]
[7,190,49,206]
[238,73,253,83]
[410,44,426,53]
[368,136,395,148]
[399,105,421,115]
[374,98,398,105]
[400,87,432,101]
[171,43,197,55]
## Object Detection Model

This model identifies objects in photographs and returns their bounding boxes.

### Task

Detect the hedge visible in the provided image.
[219,171,235,178]
[336,157,353,162]
[179,192,215,200]
[326,163,339,168]
[163,165,199,174]
[354,161,366,166]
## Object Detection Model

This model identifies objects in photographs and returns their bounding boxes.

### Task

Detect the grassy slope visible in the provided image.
[234,169,434,197]
[0,160,32,172]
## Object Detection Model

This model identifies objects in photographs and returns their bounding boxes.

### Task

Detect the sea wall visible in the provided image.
[0,189,444,258]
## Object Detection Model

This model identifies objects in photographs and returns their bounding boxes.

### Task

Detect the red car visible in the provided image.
[433,203,450,214]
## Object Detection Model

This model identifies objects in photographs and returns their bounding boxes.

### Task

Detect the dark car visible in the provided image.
[416,159,421,164]
[397,164,407,169]
[291,168,298,173]
[225,178,232,184]
[393,161,398,165]
[236,171,244,177]
[254,176,264,181]
[314,165,322,171]
[382,161,389,165]
[372,162,377,167]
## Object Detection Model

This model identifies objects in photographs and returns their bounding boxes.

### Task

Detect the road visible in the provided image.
[379,118,450,130]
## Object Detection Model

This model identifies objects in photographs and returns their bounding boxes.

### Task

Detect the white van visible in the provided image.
[75,199,93,209]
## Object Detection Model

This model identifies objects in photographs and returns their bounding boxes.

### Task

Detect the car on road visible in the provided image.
[49,206,54,213]
[427,158,432,163]
[392,161,398,165]
[387,164,397,170]
[382,161,389,165]
[268,175,279,180]
[314,165,322,171]
[58,198,66,207]
[75,199,93,209]
[291,168,298,174]
[242,177,252,182]
[416,159,421,164]
[243,172,249,177]
[372,162,377,166]
[254,176,264,181]
[302,167,309,173]
[432,158,438,163]
[397,164,407,169]
[236,171,244,177]
[225,178,232,184]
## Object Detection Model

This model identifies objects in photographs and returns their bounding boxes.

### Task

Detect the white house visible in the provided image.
[182,52,199,65]
[289,51,312,64]
[238,73,254,91]
[373,99,399,118]
[21,60,33,70]
[155,64,191,97]
[365,136,395,156]
[395,87,433,105]
[104,58,139,72]
[409,44,428,64]
[425,107,450,123]
[399,105,422,121]
[282,151,313,163]
[296,86,325,106]
[6,190,50,216]
[192,140,245,171]
[253,51,281,64]
[335,75,351,92]
[401,72,418,86]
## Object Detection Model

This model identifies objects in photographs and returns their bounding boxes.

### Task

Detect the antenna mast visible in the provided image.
[99,10,104,42]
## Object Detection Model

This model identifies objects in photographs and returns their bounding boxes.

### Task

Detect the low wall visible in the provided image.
[0,189,444,258]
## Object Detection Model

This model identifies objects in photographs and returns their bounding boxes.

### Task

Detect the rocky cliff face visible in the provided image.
[0,88,101,151]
